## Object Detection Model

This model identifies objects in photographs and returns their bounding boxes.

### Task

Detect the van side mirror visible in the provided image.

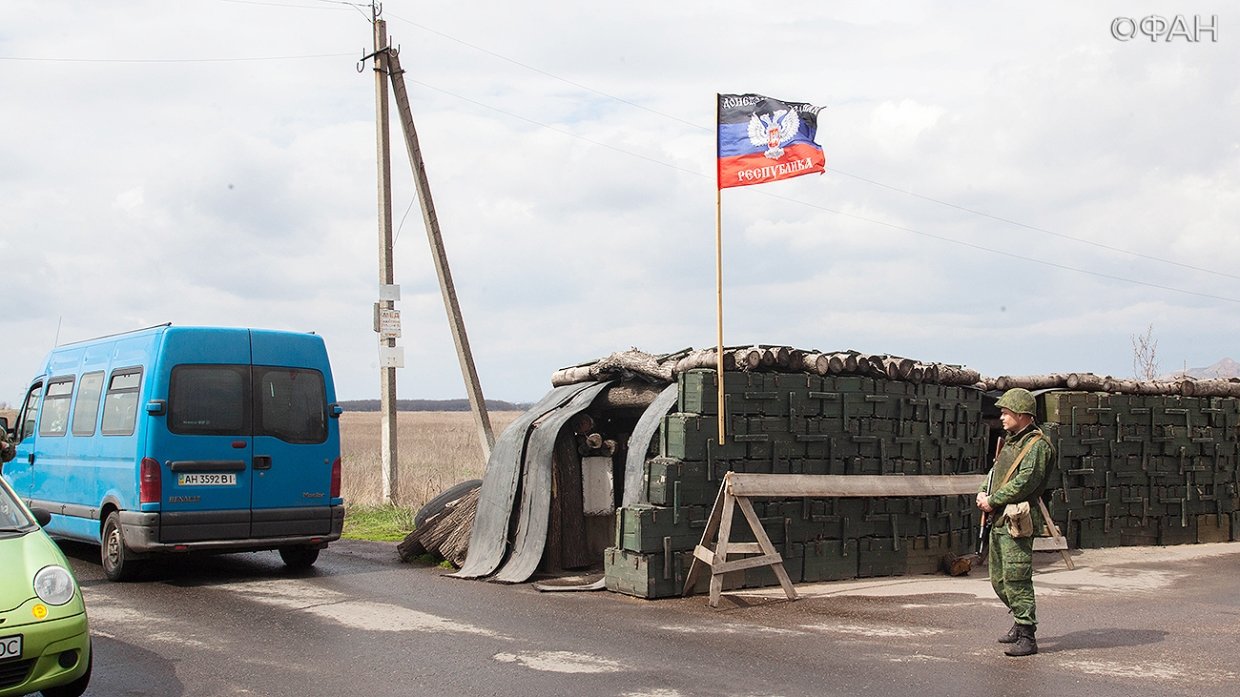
[329,404,343,419]
[145,400,167,416]
[0,416,8,431]
[31,507,53,527]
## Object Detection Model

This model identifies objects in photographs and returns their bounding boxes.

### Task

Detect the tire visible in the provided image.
[41,640,91,697]
[101,512,143,582]
[279,546,320,569]
[415,479,482,529]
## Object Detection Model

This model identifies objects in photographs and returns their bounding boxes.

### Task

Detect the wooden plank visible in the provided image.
[735,496,797,601]
[693,545,715,565]
[726,473,985,498]
[724,542,764,555]
[683,484,727,596]
[709,493,737,607]
[713,553,786,575]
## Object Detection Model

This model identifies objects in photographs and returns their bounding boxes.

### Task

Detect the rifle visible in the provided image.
[976,435,1005,556]
[947,435,1004,576]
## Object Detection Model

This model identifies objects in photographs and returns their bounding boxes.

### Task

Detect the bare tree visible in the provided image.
[1132,324,1159,381]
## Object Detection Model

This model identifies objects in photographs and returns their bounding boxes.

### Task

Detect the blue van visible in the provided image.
[1,324,344,581]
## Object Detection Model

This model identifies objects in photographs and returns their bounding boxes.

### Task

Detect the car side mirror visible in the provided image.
[329,404,343,419]
[0,416,8,431]
[31,507,52,527]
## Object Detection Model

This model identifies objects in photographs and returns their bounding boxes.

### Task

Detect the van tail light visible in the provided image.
[330,457,341,498]
[140,458,162,503]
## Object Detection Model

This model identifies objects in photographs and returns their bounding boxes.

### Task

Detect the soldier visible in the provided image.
[976,387,1055,657]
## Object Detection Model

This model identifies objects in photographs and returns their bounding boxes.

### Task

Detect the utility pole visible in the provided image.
[384,46,496,462]
[372,12,399,505]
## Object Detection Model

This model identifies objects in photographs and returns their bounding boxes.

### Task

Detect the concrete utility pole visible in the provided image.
[373,14,399,504]
[384,45,496,463]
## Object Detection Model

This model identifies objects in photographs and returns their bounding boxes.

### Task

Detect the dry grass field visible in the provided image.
[338,411,521,511]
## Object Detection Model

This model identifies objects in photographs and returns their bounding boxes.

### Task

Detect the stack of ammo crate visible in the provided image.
[1040,392,1240,548]
[605,369,991,598]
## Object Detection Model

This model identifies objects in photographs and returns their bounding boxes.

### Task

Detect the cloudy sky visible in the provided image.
[1,1,1236,404]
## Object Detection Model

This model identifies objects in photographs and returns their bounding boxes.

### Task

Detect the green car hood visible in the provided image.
[0,529,76,613]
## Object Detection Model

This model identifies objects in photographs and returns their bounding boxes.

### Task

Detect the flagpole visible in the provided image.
[715,93,726,445]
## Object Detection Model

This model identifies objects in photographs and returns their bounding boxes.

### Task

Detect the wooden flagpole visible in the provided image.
[714,93,726,445]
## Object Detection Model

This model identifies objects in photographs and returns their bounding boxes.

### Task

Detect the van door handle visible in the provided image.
[253,456,272,470]
[28,452,35,465]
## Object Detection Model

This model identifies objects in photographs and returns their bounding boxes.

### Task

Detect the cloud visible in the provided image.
[1,1,1237,405]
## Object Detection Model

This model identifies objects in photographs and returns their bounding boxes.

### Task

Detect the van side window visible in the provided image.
[71,371,105,436]
[169,365,250,435]
[101,368,143,436]
[254,367,327,444]
[37,377,75,437]
[17,381,43,441]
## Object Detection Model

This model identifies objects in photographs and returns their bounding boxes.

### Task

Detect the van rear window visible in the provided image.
[169,365,250,436]
[254,367,327,444]
[168,365,326,443]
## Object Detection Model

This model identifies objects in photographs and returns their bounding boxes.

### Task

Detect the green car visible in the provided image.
[0,475,91,697]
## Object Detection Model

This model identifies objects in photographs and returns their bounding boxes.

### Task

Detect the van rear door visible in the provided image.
[156,331,254,542]
[248,330,337,537]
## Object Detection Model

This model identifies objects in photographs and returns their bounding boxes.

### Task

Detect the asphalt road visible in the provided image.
[54,538,1240,697]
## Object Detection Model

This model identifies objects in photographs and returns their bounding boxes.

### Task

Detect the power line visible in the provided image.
[0,53,353,64]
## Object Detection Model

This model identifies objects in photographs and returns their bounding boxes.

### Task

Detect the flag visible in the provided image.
[717,93,825,189]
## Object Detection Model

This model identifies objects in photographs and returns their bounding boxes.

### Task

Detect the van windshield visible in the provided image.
[169,364,326,443]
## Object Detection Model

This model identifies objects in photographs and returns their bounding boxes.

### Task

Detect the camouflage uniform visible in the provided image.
[980,423,1055,627]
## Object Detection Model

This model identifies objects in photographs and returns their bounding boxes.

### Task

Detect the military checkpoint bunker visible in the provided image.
[402,346,1240,599]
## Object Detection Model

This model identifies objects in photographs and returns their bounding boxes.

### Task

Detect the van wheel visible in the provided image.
[101,512,143,582]
[279,546,320,569]
[40,640,91,697]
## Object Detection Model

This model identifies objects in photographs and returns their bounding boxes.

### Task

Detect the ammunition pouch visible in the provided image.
[1005,501,1034,538]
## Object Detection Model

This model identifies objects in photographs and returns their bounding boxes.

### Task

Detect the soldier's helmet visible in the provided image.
[995,387,1036,416]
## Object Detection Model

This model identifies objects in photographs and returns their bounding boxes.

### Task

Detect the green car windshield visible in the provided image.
[0,477,39,533]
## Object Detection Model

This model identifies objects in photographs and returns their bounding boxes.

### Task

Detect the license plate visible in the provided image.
[0,634,21,661]
[177,473,237,486]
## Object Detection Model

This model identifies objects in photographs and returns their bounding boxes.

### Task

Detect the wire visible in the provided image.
[0,53,354,64]
[381,11,709,132]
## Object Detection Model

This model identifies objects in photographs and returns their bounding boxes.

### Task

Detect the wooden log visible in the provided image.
[994,374,1069,391]
[583,433,604,450]
[802,352,829,376]
[1180,378,1240,398]
[826,353,847,374]
[843,351,859,373]
[551,364,597,386]
[1066,373,1107,391]
[672,348,736,374]
[935,364,980,385]
[599,383,665,410]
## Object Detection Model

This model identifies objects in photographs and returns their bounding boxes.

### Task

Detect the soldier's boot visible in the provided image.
[1004,625,1037,657]
[997,623,1020,644]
